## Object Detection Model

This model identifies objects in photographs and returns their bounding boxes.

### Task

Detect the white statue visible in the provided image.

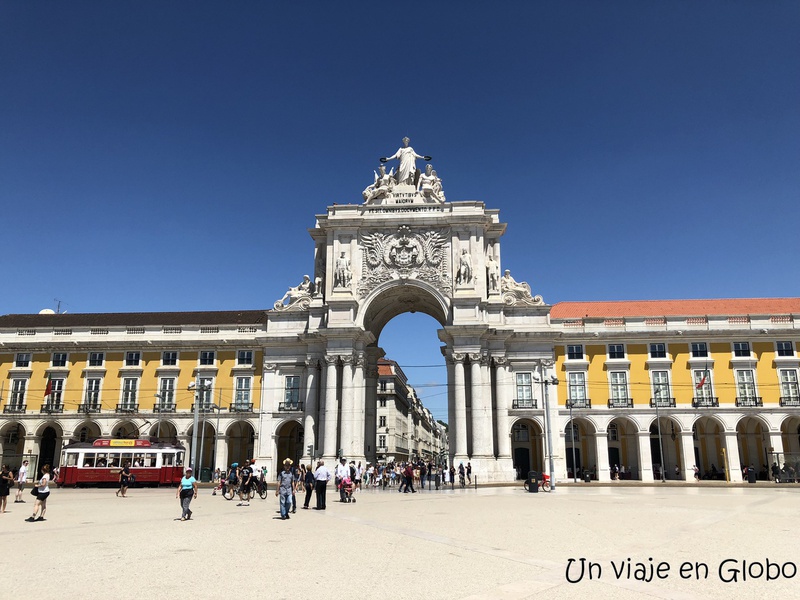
[333,251,352,288]
[417,164,446,202]
[500,269,529,294]
[362,164,395,203]
[380,137,431,185]
[456,249,472,285]
[487,255,500,292]
[500,269,543,306]
[275,275,314,309]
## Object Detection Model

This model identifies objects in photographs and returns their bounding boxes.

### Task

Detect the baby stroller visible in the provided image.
[340,476,356,503]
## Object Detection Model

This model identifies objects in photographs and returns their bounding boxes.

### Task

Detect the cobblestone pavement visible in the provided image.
[3,483,798,599]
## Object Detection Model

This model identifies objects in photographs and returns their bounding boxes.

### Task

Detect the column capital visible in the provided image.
[305,357,320,369]
[467,352,481,363]
[324,355,339,366]
[263,363,277,372]
[340,355,354,366]
[480,355,492,367]
[452,353,466,364]
[354,353,366,368]
[494,356,509,366]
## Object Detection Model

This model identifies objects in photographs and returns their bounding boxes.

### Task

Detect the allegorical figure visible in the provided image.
[362,164,395,203]
[486,255,500,292]
[276,275,314,308]
[380,137,431,185]
[456,249,472,285]
[333,251,352,288]
[417,163,446,202]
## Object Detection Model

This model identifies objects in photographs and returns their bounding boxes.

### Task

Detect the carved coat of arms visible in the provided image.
[357,226,451,298]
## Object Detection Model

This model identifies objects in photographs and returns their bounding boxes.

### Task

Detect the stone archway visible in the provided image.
[111,420,138,439]
[36,422,63,473]
[149,420,178,444]
[607,417,638,479]
[276,420,304,469]
[692,416,725,479]
[648,417,683,480]
[510,418,544,480]
[737,416,770,479]
[565,417,596,479]
[227,421,255,467]
[72,420,102,443]
[0,421,26,469]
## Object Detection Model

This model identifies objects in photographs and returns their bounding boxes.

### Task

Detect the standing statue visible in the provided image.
[486,255,500,292]
[456,249,473,285]
[275,275,314,309]
[333,251,352,288]
[362,164,395,203]
[417,164,446,203]
[380,137,431,185]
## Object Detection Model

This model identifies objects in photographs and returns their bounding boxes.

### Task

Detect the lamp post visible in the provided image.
[188,380,213,472]
[537,360,557,492]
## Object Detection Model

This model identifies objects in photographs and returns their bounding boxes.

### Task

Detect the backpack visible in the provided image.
[349,465,356,479]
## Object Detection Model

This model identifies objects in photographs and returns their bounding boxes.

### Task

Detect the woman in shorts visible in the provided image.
[25,464,51,522]
[116,461,131,497]
[0,464,13,513]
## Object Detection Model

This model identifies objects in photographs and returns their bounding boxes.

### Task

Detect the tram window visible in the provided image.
[108,455,120,468]
[163,453,174,466]
[83,453,96,467]
[133,454,144,467]
[96,453,108,467]
[66,453,79,467]
[176,452,184,465]
[121,453,133,466]
[145,453,157,467]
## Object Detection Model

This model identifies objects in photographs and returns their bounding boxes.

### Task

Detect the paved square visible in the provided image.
[3,484,798,599]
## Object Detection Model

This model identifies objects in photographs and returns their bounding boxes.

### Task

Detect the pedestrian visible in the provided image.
[176,466,197,521]
[403,462,416,493]
[276,459,294,520]
[674,465,680,480]
[458,462,465,487]
[25,464,52,522]
[336,458,349,503]
[419,461,427,490]
[14,459,28,504]
[302,464,315,509]
[0,464,13,513]
[313,459,331,510]
[693,465,700,481]
[116,461,132,497]
[291,463,300,513]
[237,460,253,506]
[355,461,363,491]
[466,462,472,484]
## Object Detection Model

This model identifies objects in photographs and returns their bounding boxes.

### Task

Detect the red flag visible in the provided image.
[696,370,708,390]
[44,374,52,399]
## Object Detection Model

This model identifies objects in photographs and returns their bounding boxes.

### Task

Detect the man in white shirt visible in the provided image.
[335,458,349,503]
[313,460,331,510]
[15,460,28,503]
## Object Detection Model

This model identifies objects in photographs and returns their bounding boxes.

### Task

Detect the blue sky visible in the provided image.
[2,1,798,423]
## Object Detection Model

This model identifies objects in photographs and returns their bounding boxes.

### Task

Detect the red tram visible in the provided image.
[57,439,185,487]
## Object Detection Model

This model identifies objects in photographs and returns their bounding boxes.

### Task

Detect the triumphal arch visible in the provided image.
[264,138,553,482]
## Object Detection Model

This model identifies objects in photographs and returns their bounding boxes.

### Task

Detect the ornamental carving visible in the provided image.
[357,226,451,298]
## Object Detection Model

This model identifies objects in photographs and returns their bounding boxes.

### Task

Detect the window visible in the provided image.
[15,353,31,368]
[237,350,253,365]
[512,422,530,442]
[379,380,388,392]
[652,371,670,400]
[88,352,104,367]
[235,377,251,407]
[284,376,300,406]
[649,343,667,359]
[48,378,65,405]
[199,351,215,366]
[607,423,618,442]
[733,342,751,357]
[777,341,794,357]
[52,353,68,367]
[379,416,386,428]
[567,345,583,360]
[516,372,533,401]
[197,377,213,407]
[162,351,178,366]
[125,351,141,366]
[378,435,386,448]
[780,370,799,400]
[568,372,586,402]
[735,370,756,399]
[691,342,708,358]
[379,399,387,407]
[693,370,713,398]
[85,379,101,407]
[121,378,138,407]
[10,380,26,407]
[608,344,625,359]
[610,372,628,400]
[158,378,175,407]
[565,423,579,442]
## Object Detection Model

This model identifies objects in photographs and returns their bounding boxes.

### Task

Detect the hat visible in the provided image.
[283,458,293,465]
[340,457,346,462]
[185,466,193,472]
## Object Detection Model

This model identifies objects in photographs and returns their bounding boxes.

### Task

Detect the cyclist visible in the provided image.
[238,460,253,506]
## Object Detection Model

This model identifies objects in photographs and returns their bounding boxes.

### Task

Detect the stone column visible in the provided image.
[351,353,366,463]
[339,355,355,459]
[637,431,655,482]
[723,431,743,482]
[453,353,468,461]
[215,434,228,472]
[480,355,495,457]
[494,358,512,459]
[469,354,484,458]
[445,352,456,464]
[302,358,319,463]
[769,431,784,458]
[595,431,611,482]
[364,355,379,464]
[680,431,696,480]
[322,355,339,460]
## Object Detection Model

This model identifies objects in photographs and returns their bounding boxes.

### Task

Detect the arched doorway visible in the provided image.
[510,418,544,480]
[276,420,304,467]
[227,421,255,466]
[72,421,102,443]
[0,421,26,469]
[565,418,596,479]
[607,417,638,479]
[186,421,215,479]
[149,420,178,444]
[692,416,725,479]
[737,416,770,480]
[37,423,62,473]
[112,421,138,439]
[649,417,682,480]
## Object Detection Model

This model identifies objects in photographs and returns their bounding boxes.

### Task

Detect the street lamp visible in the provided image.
[536,361,558,492]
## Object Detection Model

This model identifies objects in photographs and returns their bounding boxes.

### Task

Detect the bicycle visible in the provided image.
[522,472,551,492]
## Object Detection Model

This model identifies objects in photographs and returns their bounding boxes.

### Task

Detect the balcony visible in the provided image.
[153,405,176,413]
[735,396,763,408]
[377,446,388,453]
[567,399,592,409]
[512,399,537,409]
[190,404,215,413]
[3,404,26,414]
[40,402,64,414]
[692,397,719,408]
[115,403,139,413]
[230,402,255,413]
[278,402,303,412]
[78,403,101,413]
[780,396,800,407]
[607,398,634,408]
[649,397,676,408]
